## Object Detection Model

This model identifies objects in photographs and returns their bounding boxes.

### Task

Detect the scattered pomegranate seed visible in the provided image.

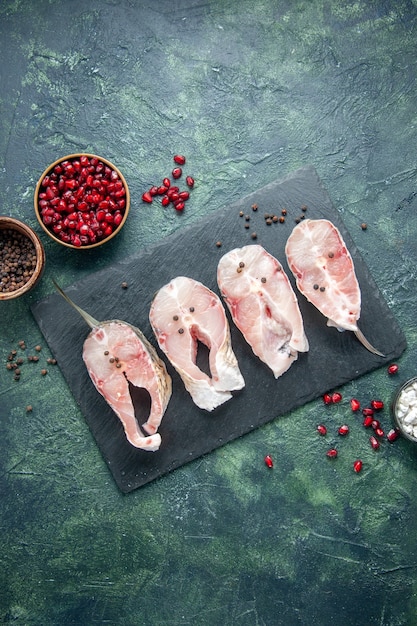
[174,201,185,212]
[363,416,373,427]
[353,460,363,473]
[149,186,159,196]
[370,436,380,450]
[332,392,342,403]
[142,191,153,203]
[338,424,349,436]
[162,177,171,189]
[387,363,399,375]
[185,175,195,188]
[323,393,333,405]
[350,398,361,412]
[161,196,170,207]
[264,455,274,468]
[172,167,182,179]
[371,399,384,411]
[375,427,385,438]
[173,155,186,165]
[317,424,327,436]
[362,407,374,417]
[387,428,400,442]
[371,419,381,430]
[326,448,338,458]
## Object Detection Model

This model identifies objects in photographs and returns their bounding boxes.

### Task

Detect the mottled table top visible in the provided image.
[1,1,417,625]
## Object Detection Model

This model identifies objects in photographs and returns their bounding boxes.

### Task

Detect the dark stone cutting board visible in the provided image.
[31,166,406,493]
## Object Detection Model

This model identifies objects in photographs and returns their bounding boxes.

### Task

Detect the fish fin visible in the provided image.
[354,327,385,357]
[53,280,100,329]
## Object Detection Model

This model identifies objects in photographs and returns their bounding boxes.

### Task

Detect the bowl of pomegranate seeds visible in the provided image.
[0,216,45,300]
[34,154,130,249]
[392,377,417,443]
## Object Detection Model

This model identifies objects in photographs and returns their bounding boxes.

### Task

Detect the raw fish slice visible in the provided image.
[217,245,309,379]
[149,276,244,411]
[285,218,384,356]
[54,282,171,451]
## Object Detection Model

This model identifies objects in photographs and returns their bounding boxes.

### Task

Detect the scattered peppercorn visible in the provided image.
[178,328,184,334]
[279,216,285,223]
[361,223,367,230]
[272,215,278,223]
[35,345,41,352]
[251,232,257,239]
[251,204,258,211]
[216,241,222,247]
[41,369,48,376]
[281,209,287,216]
[121,281,128,289]
[301,205,307,212]
[26,405,33,412]
[265,218,272,225]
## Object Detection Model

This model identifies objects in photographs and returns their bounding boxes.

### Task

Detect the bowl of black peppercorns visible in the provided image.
[0,216,45,300]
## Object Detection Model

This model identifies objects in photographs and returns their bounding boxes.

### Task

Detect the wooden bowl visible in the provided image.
[34,153,130,250]
[0,216,45,300]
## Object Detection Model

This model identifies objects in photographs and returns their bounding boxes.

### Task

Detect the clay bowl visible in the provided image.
[34,153,130,250]
[0,216,45,300]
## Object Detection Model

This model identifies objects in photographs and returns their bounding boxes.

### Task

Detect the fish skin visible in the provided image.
[83,321,171,451]
[217,245,309,379]
[149,276,245,411]
[285,219,361,332]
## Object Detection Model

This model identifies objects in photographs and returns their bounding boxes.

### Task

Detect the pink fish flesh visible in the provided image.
[54,282,171,451]
[285,218,384,356]
[217,245,309,378]
[83,321,172,451]
[149,276,245,411]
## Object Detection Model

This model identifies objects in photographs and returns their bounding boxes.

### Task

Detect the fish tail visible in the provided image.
[53,280,100,329]
[354,327,385,357]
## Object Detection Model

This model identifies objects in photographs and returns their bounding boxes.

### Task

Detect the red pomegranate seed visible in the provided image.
[353,460,363,473]
[172,167,182,179]
[149,186,159,196]
[173,155,186,165]
[317,424,327,436]
[370,436,380,450]
[142,191,153,203]
[323,393,333,405]
[375,427,385,438]
[178,191,190,201]
[185,175,194,188]
[332,392,342,403]
[174,201,185,212]
[387,363,399,375]
[350,398,361,412]
[371,399,384,411]
[362,407,374,417]
[161,195,170,207]
[264,455,273,468]
[387,428,400,442]
[371,419,380,430]
[163,177,171,188]
[157,185,169,195]
[363,416,373,427]
[326,448,338,458]
[338,424,349,436]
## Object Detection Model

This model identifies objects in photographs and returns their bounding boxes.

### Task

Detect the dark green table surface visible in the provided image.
[1,1,417,624]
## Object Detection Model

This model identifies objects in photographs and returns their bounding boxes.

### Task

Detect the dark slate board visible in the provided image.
[31,166,406,492]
